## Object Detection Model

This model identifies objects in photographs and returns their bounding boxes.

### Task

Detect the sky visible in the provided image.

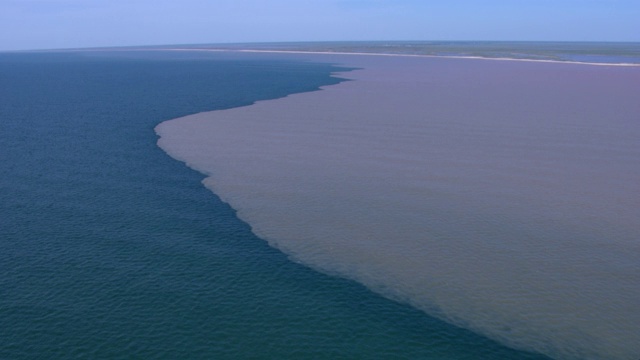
[0,0,638,51]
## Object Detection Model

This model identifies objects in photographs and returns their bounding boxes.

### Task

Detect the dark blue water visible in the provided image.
[0,50,549,359]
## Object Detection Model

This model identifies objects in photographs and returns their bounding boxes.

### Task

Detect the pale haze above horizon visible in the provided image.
[1,0,638,51]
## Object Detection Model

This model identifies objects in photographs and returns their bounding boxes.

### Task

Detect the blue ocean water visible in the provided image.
[0,51,550,359]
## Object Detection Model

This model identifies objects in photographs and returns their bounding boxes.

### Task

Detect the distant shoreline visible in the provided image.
[161,47,640,67]
[12,40,640,67]
[47,42,640,67]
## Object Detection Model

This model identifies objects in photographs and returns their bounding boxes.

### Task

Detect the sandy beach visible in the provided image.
[156,53,640,360]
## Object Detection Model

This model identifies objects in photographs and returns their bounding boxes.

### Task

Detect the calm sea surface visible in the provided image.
[0,50,551,359]
[156,52,640,360]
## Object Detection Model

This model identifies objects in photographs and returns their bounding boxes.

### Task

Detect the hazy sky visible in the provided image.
[1,0,638,51]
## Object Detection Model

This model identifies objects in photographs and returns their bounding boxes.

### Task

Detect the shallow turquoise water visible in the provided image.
[0,50,550,359]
